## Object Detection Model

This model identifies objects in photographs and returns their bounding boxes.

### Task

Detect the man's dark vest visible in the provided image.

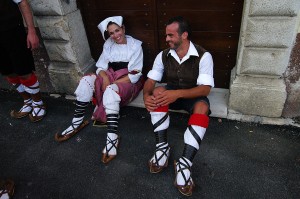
[162,43,206,89]
[0,0,23,31]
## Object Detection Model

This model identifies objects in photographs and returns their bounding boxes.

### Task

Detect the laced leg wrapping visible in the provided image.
[152,113,170,165]
[176,157,193,186]
[104,134,119,155]
[60,101,89,136]
[175,123,206,195]
[31,100,45,117]
[20,98,32,113]
[152,138,170,166]
[10,98,32,118]
[61,117,84,136]
[183,125,202,162]
[149,112,170,172]
[103,114,119,155]
[101,114,120,163]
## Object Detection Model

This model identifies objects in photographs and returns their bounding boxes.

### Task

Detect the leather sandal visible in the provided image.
[0,179,15,198]
[10,101,32,119]
[55,120,89,142]
[148,143,170,173]
[174,160,195,196]
[29,104,46,122]
[101,136,120,164]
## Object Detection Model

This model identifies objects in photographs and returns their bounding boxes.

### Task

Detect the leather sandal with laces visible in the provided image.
[10,101,32,119]
[0,179,15,198]
[148,143,170,173]
[174,160,195,196]
[55,120,89,142]
[29,104,46,122]
[101,136,120,164]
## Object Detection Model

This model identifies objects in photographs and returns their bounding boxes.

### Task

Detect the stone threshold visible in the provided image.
[128,83,229,119]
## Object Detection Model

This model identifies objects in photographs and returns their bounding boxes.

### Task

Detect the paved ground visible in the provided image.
[0,89,299,199]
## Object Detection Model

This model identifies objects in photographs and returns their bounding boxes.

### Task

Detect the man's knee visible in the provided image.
[153,86,166,97]
[193,101,209,115]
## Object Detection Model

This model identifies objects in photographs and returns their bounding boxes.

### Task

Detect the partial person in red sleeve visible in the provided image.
[55,16,144,164]
[0,0,46,122]
[143,16,214,196]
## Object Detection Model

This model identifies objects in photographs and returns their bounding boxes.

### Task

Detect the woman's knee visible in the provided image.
[75,75,96,102]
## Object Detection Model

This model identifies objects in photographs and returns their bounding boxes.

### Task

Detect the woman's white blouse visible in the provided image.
[13,0,22,4]
[96,35,143,84]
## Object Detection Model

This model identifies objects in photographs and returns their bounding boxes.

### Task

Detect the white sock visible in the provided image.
[103,132,118,155]
[61,116,84,135]
[150,142,170,166]
[19,98,32,113]
[0,193,9,199]
[32,100,45,117]
[176,157,193,186]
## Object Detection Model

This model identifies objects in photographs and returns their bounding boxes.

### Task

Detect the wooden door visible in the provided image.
[76,0,244,88]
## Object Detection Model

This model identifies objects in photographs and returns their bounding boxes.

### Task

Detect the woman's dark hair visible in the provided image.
[104,21,123,39]
[107,21,121,28]
[166,16,192,40]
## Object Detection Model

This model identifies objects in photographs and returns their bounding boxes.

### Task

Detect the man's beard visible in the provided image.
[168,40,182,50]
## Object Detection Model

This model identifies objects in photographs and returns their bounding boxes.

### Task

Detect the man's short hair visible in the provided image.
[166,16,192,40]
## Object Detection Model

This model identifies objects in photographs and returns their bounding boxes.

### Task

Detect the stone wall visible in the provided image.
[29,0,95,94]
[229,0,300,118]
[1,0,300,121]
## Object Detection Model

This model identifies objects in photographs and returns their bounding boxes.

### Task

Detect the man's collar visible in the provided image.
[167,41,199,58]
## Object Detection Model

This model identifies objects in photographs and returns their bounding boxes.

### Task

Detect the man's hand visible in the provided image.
[144,94,159,112]
[155,90,179,107]
[18,0,39,49]
[27,29,39,49]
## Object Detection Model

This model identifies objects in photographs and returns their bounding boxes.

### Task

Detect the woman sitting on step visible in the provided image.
[55,16,144,164]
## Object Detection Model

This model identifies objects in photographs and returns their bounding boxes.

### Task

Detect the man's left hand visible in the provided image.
[27,29,39,50]
[155,90,179,107]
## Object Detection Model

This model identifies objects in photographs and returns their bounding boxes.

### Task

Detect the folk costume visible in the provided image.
[147,42,214,196]
[0,0,46,122]
[55,16,144,164]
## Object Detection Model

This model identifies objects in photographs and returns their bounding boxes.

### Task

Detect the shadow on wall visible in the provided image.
[283,33,300,118]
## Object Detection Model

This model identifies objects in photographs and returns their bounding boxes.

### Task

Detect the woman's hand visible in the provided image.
[102,77,110,91]
[98,70,110,91]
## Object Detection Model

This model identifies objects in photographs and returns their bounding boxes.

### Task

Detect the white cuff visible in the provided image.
[128,72,142,83]
[96,68,105,75]
[197,74,214,87]
[147,70,163,82]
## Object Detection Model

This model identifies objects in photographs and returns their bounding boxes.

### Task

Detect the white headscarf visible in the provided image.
[97,16,123,40]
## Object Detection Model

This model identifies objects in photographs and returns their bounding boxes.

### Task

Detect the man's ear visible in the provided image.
[182,31,188,39]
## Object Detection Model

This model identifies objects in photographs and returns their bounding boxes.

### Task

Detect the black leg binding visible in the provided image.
[106,114,119,133]
[153,112,169,130]
[182,125,202,162]
[74,101,89,118]
[149,112,170,173]
[182,144,198,163]
[155,130,167,144]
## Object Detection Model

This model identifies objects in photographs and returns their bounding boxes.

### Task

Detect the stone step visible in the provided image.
[128,84,229,118]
